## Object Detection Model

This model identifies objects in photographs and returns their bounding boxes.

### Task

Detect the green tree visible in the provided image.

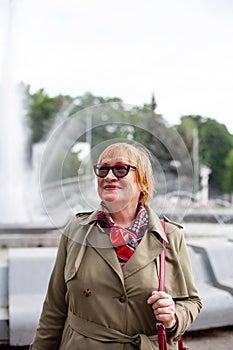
[70,91,122,114]
[199,119,233,190]
[25,86,65,143]
[177,115,233,191]
[176,116,197,153]
[223,149,233,193]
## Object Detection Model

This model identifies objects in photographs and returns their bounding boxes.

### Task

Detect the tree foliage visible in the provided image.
[23,86,233,191]
[176,116,198,153]
[223,149,233,193]
[25,85,67,143]
[199,119,233,190]
[178,115,233,191]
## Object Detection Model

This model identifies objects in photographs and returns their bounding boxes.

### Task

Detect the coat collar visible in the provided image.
[122,227,164,279]
[75,204,168,243]
[146,205,168,243]
[75,205,167,282]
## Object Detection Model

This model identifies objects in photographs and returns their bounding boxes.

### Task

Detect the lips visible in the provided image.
[103,185,120,190]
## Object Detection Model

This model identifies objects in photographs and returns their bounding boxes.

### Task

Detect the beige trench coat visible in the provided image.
[30,205,202,350]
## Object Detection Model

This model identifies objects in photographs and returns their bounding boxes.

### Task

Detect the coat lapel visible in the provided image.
[122,229,164,279]
[85,225,124,283]
[123,207,168,279]
[93,246,124,283]
[77,206,167,284]
[76,211,124,284]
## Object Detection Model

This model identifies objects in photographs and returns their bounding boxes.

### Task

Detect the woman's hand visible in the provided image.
[147,291,177,329]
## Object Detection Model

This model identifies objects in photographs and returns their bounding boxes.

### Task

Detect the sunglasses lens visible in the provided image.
[112,165,129,177]
[94,164,131,178]
[96,166,109,178]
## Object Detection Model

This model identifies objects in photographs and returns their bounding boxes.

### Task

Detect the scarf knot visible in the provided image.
[97,205,149,267]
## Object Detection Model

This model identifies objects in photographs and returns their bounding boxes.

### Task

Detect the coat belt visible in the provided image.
[68,311,158,349]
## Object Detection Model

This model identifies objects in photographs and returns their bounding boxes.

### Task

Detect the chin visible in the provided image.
[103,198,131,211]
[101,196,119,203]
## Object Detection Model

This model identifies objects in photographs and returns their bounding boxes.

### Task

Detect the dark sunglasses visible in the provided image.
[93,163,136,178]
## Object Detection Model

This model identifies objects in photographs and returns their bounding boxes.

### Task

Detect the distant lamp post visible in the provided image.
[86,111,92,176]
[193,126,199,202]
[192,118,207,203]
[151,94,157,112]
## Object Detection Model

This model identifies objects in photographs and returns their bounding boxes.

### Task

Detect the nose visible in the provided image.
[104,168,118,180]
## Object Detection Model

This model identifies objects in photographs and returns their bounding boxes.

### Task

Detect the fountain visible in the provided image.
[0,0,29,224]
[0,1,57,246]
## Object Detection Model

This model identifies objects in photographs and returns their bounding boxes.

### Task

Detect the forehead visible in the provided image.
[98,146,137,165]
[99,157,134,165]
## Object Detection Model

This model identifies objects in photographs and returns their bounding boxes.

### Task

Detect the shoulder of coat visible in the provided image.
[75,211,94,218]
[63,211,95,240]
[74,211,95,223]
[74,210,97,225]
[163,215,183,229]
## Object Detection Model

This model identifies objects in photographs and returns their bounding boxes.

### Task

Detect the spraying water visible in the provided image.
[0,0,29,223]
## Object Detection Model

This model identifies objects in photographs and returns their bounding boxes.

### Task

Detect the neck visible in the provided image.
[107,203,140,227]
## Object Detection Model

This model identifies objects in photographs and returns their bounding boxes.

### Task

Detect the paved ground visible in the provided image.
[183,222,233,239]
[184,326,233,350]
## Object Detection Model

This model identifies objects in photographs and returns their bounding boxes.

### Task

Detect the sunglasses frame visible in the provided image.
[93,163,136,178]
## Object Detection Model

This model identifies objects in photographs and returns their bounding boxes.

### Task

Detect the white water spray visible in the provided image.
[0,0,28,223]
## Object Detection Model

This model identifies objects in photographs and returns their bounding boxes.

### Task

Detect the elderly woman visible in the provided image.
[30,142,202,350]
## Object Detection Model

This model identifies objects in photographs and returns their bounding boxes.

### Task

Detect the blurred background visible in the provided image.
[1,0,233,225]
[0,0,233,348]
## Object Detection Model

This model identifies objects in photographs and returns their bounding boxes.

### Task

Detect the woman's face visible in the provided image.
[96,157,141,211]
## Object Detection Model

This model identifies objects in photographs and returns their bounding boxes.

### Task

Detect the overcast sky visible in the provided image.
[1,0,233,133]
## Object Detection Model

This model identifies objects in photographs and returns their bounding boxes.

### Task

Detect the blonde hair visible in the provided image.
[98,142,154,205]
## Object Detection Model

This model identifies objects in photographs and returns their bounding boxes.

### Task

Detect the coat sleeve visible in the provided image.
[29,224,71,350]
[165,223,202,343]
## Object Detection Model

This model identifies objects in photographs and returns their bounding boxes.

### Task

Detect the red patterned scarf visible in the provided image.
[97,204,149,267]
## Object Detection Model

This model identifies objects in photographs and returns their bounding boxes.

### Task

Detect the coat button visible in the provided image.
[83,289,92,297]
[119,294,126,303]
